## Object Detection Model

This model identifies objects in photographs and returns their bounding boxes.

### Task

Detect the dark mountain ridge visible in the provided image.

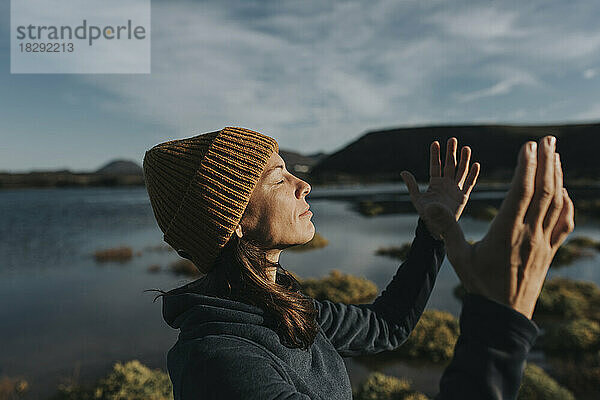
[310,123,600,183]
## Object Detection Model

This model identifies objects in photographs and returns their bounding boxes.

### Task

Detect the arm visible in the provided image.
[427,137,574,400]
[312,218,445,357]
[313,138,478,357]
[171,337,311,400]
[435,294,539,400]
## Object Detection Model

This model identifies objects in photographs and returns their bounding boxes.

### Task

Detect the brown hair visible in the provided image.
[152,235,320,350]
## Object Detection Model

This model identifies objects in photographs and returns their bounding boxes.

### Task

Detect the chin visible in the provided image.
[303,225,316,243]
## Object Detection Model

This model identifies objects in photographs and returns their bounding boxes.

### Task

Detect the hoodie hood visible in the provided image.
[162,264,300,340]
[163,289,267,331]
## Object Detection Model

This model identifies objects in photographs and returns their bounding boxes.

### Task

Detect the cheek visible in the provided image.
[263,194,297,235]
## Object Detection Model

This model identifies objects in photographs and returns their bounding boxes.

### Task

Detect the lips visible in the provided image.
[299,206,310,217]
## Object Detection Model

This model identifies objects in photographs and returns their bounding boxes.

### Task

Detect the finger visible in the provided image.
[430,141,441,178]
[462,162,480,197]
[401,171,421,200]
[542,153,564,234]
[550,189,575,248]
[494,141,537,228]
[524,136,556,229]
[444,138,458,179]
[455,146,471,189]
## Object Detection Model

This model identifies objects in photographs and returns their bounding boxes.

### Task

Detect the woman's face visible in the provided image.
[236,151,315,249]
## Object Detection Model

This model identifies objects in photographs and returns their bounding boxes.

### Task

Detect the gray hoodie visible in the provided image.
[162,219,445,399]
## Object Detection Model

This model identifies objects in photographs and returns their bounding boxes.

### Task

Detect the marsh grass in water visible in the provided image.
[93,247,134,263]
[542,319,600,354]
[547,352,600,398]
[353,372,429,400]
[0,376,29,400]
[355,201,419,217]
[574,198,600,222]
[552,236,600,268]
[518,364,575,400]
[387,310,458,364]
[49,360,173,400]
[297,270,378,304]
[147,264,161,273]
[375,243,411,261]
[536,277,600,321]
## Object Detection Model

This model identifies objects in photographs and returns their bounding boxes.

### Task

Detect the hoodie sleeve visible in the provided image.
[311,218,445,357]
[435,294,540,400]
[171,336,312,400]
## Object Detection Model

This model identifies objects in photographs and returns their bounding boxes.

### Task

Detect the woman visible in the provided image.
[142,126,480,399]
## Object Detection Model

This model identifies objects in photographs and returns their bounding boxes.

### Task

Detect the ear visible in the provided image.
[235,224,243,238]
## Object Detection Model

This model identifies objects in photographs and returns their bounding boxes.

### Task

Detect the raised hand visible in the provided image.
[401,138,480,239]
[424,136,575,319]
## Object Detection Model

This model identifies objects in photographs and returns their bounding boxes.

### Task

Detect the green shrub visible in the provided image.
[299,270,378,304]
[517,363,575,400]
[542,318,600,354]
[358,201,386,217]
[393,310,459,363]
[548,352,600,397]
[51,360,173,400]
[536,277,600,320]
[552,236,598,268]
[452,278,600,321]
[353,372,429,400]
[0,375,29,399]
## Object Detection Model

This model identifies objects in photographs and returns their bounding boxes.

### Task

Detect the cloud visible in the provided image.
[429,6,525,40]
[65,0,600,154]
[575,103,600,120]
[456,71,539,103]
[584,68,598,79]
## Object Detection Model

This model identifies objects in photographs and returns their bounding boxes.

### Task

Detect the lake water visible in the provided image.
[1,185,599,398]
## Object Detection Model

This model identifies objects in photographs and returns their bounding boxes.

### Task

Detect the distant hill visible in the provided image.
[279,149,328,181]
[0,159,145,189]
[95,159,143,175]
[310,123,600,184]
[0,152,328,189]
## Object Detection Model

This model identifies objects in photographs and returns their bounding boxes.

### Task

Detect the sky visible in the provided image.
[1,0,600,172]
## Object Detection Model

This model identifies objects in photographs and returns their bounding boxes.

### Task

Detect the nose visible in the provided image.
[297,178,311,199]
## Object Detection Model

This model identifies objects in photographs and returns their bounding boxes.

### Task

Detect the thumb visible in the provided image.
[424,203,467,251]
[400,171,421,202]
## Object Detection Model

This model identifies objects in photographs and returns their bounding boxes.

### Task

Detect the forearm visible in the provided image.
[370,217,446,331]
[313,218,445,356]
[435,294,540,400]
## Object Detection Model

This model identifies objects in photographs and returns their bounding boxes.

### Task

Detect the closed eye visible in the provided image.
[277,180,284,184]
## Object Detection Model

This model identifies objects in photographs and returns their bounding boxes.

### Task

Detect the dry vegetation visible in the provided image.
[93,247,133,263]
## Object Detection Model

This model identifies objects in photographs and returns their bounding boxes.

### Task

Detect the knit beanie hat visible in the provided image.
[142,126,279,274]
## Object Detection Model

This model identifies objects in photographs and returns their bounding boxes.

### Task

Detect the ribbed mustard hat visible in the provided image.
[142,126,279,274]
